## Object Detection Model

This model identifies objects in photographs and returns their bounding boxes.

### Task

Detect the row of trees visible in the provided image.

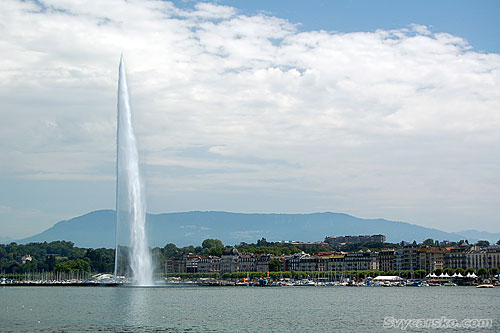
[0,241,114,274]
[422,238,499,247]
[0,239,228,275]
[433,267,499,278]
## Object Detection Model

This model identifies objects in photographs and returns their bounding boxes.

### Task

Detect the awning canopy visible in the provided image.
[373,276,403,281]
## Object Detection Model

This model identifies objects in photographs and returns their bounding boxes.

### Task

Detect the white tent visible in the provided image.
[452,273,458,277]
[457,273,464,278]
[373,276,403,281]
[470,273,478,278]
[466,272,472,278]
[439,273,446,278]
[443,273,450,278]
[426,273,431,278]
[430,273,437,278]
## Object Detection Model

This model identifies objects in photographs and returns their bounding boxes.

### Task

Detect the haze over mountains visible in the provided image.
[8,210,499,248]
[0,236,13,243]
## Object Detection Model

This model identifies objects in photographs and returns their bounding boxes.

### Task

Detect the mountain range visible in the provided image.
[7,210,499,248]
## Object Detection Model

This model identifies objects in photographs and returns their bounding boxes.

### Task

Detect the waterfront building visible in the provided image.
[313,254,330,271]
[327,254,346,271]
[444,247,468,270]
[468,249,487,270]
[295,255,326,271]
[221,247,240,274]
[394,248,404,271]
[197,256,220,273]
[286,252,329,271]
[166,253,201,273]
[239,253,257,272]
[467,246,500,270]
[487,247,500,270]
[185,254,201,273]
[256,254,272,272]
[282,254,295,271]
[287,252,308,271]
[343,251,379,271]
[418,247,446,273]
[378,249,395,272]
[402,244,419,271]
[167,253,187,273]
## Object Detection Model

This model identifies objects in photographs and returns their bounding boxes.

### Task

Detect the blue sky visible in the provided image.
[0,0,499,239]
[182,0,500,53]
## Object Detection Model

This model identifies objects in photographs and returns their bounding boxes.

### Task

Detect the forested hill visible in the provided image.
[13,210,472,248]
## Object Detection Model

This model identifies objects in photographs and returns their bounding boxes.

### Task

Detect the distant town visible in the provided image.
[2,234,499,284]
[166,234,500,277]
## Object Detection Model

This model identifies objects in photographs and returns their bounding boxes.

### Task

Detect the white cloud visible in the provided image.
[208,145,231,155]
[191,2,236,19]
[0,0,499,234]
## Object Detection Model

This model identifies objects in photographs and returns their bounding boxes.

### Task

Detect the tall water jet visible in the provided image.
[114,55,153,286]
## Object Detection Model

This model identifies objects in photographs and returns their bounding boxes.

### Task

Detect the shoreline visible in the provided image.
[2,279,497,288]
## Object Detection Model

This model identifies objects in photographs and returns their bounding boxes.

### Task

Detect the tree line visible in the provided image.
[0,241,114,274]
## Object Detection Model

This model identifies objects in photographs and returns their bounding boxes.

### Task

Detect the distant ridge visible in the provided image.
[12,210,481,248]
[0,235,13,244]
[458,229,500,244]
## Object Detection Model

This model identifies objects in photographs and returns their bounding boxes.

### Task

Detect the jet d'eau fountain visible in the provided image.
[114,55,153,286]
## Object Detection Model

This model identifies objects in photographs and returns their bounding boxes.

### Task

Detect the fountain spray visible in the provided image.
[114,55,153,286]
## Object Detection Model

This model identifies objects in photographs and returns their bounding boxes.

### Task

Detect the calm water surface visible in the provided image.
[1,286,498,332]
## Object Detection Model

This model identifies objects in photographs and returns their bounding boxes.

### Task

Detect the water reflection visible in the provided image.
[119,287,155,327]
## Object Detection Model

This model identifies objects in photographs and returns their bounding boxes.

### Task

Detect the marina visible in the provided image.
[1,274,497,288]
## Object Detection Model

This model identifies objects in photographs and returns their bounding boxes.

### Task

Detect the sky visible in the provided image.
[0,0,499,239]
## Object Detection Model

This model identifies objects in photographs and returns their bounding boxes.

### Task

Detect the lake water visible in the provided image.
[1,286,499,332]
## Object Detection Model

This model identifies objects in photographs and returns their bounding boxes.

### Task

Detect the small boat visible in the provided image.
[476,284,495,288]
[443,282,457,286]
